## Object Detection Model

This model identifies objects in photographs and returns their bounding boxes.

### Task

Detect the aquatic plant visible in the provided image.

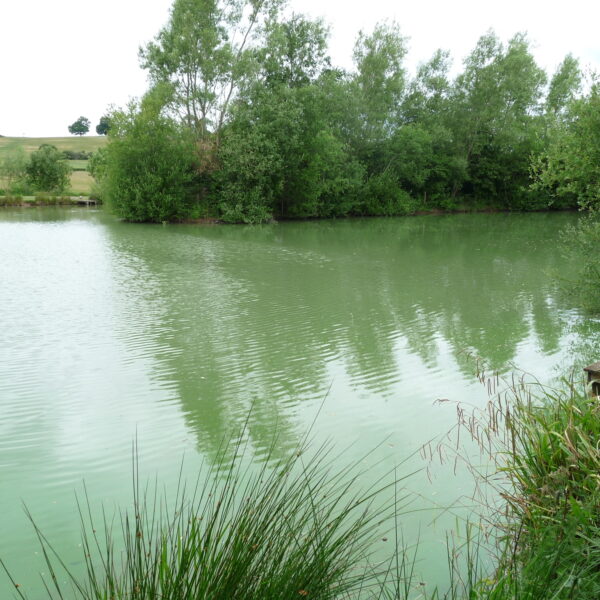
[1,433,421,600]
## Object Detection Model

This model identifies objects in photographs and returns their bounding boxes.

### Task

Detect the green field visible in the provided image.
[68,159,89,171]
[0,135,107,156]
[0,136,106,195]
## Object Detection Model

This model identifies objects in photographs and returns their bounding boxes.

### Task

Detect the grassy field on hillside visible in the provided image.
[0,136,105,195]
[68,159,90,171]
[70,170,95,194]
[0,135,107,156]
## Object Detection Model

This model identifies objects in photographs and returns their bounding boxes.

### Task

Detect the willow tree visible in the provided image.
[139,0,284,157]
[352,22,407,147]
[449,31,547,205]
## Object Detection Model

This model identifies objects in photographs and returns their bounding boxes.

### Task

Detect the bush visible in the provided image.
[101,105,198,223]
[443,370,600,599]
[26,144,71,193]
[62,150,92,160]
[360,172,418,216]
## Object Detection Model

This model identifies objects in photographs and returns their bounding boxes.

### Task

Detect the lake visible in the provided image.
[0,208,596,597]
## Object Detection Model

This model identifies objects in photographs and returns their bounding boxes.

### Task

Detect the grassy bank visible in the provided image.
[443,370,600,599]
[2,375,599,599]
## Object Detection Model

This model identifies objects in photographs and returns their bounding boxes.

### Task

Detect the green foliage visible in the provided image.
[99,103,198,222]
[1,436,417,600]
[25,144,71,192]
[450,32,547,206]
[95,115,111,135]
[81,6,600,221]
[139,0,284,147]
[471,380,600,598]
[62,150,92,160]
[262,14,330,88]
[532,84,600,210]
[546,54,581,116]
[68,116,91,136]
[353,22,407,145]
[360,171,417,216]
[0,145,28,192]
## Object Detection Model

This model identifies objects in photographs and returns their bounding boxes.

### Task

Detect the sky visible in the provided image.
[1,0,599,138]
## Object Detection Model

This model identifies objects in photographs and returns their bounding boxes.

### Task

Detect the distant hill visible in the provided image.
[0,136,107,156]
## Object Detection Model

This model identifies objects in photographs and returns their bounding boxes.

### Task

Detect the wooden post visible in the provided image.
[583,361,600,397]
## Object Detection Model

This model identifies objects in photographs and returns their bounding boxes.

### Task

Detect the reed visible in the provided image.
[2,434,423,600]
[443,369,600,599]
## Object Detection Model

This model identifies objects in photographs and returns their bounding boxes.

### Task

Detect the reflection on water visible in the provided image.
[1,208,597,597]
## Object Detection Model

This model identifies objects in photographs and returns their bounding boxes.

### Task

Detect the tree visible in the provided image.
[532,83,600,209]
[68,116,91,136]
[449,31,547,206]
[546,54,581,117]
[26,144,71,192]
[139,0,284,153]
[352,22,407,146]
[96,116,112,135]
[98,99,198,222]
[261,14,331,88]
[0,145,28,192]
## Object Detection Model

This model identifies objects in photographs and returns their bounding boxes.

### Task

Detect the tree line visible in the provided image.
[85,0,598,224]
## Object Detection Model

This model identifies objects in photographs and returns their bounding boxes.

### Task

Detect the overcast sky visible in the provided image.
[1,0,598,138]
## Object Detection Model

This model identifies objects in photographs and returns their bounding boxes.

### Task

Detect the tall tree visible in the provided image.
[261,14,330,88]
[402,49,452,125]
[546,54,581,117]
[352,22,407,146]
[533,83,600,209]
[449,31,546,205]
[139,0,283,153]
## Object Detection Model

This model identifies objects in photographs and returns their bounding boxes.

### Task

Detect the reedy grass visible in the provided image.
[2,432,424,600]
[435,365,600,599]
[5,368,600,600]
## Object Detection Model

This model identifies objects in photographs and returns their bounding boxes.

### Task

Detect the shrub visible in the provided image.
[26,144,71,193]
[101,105,198,223]
[361,173,418,216]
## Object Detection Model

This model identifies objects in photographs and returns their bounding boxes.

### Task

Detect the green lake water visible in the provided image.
[1,208,598,597]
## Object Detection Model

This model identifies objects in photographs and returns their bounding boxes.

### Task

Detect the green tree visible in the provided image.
[545,54,581,117]
[96,116,112,135]
[532,83,600,209]
[352,22,407,146]
[68,116,91,136]
[26,144,71,192]
[0,145,28,192]
[261,14,330,88]
[139,0,283,153]
[449,31,546,206]
[99,100,199,222]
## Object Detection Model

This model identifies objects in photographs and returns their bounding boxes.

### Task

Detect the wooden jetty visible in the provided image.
[73,197,98,206]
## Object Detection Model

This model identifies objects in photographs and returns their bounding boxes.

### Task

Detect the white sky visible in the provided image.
[1,0,598,137]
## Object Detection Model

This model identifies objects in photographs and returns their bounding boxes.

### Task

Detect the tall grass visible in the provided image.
[1,434,424,600]
[440,368,600,599]
[4,371,600,599]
